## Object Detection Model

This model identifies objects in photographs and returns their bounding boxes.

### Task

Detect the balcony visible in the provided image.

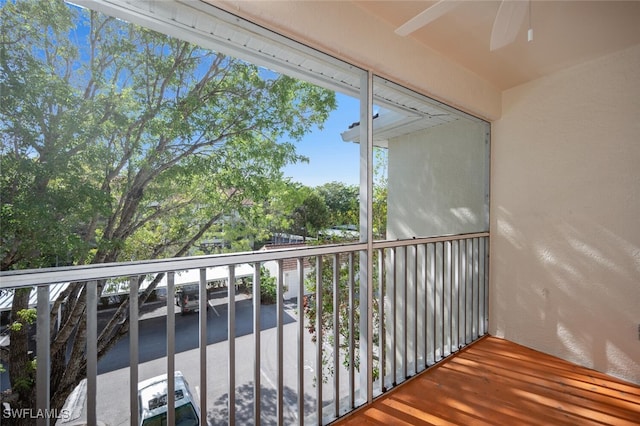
[3,234,640,426]
[1,232,490,425]
[1,0,638,424]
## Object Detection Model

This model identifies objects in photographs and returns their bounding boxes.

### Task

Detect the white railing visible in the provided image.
[0,232,488,425]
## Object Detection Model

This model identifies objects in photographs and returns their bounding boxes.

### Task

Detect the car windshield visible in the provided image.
[141,403,199,426]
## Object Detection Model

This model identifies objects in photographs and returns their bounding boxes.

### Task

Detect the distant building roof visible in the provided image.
[103,264,255,296]
[0,282,70,312]
[0,265,256,311]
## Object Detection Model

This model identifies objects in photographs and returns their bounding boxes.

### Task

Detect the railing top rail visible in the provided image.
[0,232,489,289]
[372,232,489,250]
[0,242,367,289]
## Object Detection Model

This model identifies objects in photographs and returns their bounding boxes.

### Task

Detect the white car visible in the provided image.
[138,371,201,426]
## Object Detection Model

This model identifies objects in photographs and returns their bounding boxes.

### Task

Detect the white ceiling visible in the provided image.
[354,0,640,91]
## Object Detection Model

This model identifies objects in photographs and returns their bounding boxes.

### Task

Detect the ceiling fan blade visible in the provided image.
[490,0,529,51]
[395,0,459,36]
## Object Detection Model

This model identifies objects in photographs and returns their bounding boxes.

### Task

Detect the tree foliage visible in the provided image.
[303,253,380,384]
[289,188,330,241]
[244,266,279,305]
[302,149,389,383]
[316,181,358,228]
[373,147,388,239]
[0,0,335,415]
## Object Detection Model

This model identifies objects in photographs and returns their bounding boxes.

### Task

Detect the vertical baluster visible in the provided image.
[462,239,467,346]
[420,244,427,371]
[431,243,436,363]
[449,241,455,351]
[440,242,445,360]
[439,242,445,359]
[463,239,467,346]
[129,276,139,426]
[86,281,97,426]
[484,237,490,334]
[315,255,323,425]
[349,252,356,404]
[390,247,396,385]
[254,262,262,424]
[454,241,460,350]
[466,238,473,344]
[478,238,482,333]
[434,243,440,361]
[377,248,385,392]
[458,240,464,349]
[198,269,208,425]
[442,242,447,357]
[448,241,453,356]
[423,244,430,367]
[402,246,407,380]
[226,266,235,425]
[166,272,176,426]
[471,238,479,340]
[478,238,485,336]
[413,245,418,376]
[36,285,50,426]
[332,254,340,418]
[296,258,304,425]
[424,245,429,366]
[276,260,284,425]
[443,242,448,357]
[366,247,375,403]
[469,239,475,339]
[462,240,467,344]
[476,238,481,338]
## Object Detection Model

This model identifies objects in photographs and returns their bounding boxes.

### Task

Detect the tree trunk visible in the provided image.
[5,288,37,426]
[49,344,67,411]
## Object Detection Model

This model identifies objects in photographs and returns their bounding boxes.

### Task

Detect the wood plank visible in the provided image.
[332,336,640,426]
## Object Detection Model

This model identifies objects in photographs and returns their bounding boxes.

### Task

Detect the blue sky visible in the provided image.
[282,92,361,188]
[13,0,362,189]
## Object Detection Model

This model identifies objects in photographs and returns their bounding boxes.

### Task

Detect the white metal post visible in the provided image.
[359,70,374,404]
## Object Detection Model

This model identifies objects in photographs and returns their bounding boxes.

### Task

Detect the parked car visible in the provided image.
[175,284,201,315]
[138,371,200,426]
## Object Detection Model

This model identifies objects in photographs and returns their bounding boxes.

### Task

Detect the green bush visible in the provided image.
[246,266,280,304]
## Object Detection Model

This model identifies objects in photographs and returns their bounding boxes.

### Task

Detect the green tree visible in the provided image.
[289,188,330,241]
[262,180,309,237]
[303,253,381,384]
[0,0,336,417]
[373,147,388,239]
[316,181,358,228]
[303,150,388,384]
[228,179,309,249]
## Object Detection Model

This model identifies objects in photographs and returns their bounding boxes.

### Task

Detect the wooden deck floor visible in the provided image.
[333,336,640,425]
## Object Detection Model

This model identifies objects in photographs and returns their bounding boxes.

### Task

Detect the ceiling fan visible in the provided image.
[395,0,533,51]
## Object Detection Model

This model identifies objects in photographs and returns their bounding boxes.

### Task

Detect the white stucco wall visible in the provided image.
[384,118,489,381]
[491,44,640,384]
[387,119,489,239]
